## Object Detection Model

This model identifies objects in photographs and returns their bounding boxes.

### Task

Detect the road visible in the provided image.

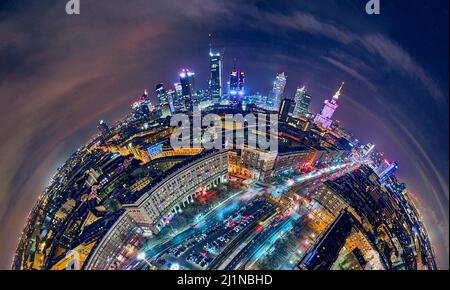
[126,160,362,270]
[223,216,294,270]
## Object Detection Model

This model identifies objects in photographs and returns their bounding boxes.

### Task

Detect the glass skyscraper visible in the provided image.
[229,65,245,106]
[155,83,171,117]
[267,72,287,111]
[209,51,223,104]
[179,69,196,110]
[293,86,312,116]
[279,97,294,122]
[155,83,168,105]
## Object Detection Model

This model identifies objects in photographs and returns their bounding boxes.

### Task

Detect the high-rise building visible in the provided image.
[229,65,245,106]
[374,159,390,176]
[378,161,399,182]
[174,82,183,98]
[179,69,196,111]
[238,71,245,94]
[166,89,176,114]
[229,68,238,95]
[361,143,375,158]
[132,101,151,120]
[293,86,312,116]
[279,97,294,122]
[173,82,184,112]
[208,37,223,104]
[155,83,167,105]
[314,82,344,129]
[267,72,287,111]
[179,69,196,97]
[97,120,111,138]
[155,84,171,117]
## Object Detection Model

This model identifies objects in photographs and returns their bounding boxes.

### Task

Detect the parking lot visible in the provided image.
[152,196,274,270]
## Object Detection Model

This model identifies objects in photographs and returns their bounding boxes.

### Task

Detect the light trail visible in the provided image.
[294,162,356,183]
[195,190,243,227]
[270,161,362,197]
[245,218,294,269]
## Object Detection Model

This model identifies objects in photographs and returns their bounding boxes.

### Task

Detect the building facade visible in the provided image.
[209,51,223,104]
[293,86,312,116]
[123,151,229,232]
[179,69,197,110]
[267,72,287,111]
[229,66,245,106]
[84,214,139,270]
[314,82,344,129]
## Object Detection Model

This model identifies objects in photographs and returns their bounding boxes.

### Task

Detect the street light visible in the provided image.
[137,252,146,260]
[137,252,153,268]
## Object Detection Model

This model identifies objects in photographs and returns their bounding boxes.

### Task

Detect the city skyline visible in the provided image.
[0,0,448,269]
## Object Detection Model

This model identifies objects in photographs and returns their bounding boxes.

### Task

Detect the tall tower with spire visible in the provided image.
[208,33,223,104]
[313,82,344,129]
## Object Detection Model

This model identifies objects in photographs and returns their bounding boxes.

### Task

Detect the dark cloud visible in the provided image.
[0,0,448,268]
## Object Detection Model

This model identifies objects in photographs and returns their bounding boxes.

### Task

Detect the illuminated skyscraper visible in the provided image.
[267,72,287,111]
[166,90,176,113]
[155,83,167,105]
[378,161,399,182]
[229,65,245,106]
[155,84,171,117]
[279,97,294,122]
[239,71,245,94]
[179,69,196,111]
[172,82,185,112]
[229,67,238,94]
[174,82,183,98]
[179,69,196,97]
[208,35,223,104]
[314,82,344,129]
[97,120,111,138]
[361,143,375,158]
[132,101,151,120]
[293,86,312,116]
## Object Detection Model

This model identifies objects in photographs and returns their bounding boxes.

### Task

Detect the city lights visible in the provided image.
[11,29,440,273]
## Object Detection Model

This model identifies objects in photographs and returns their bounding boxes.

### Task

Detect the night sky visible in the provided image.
[0,0,448,269]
